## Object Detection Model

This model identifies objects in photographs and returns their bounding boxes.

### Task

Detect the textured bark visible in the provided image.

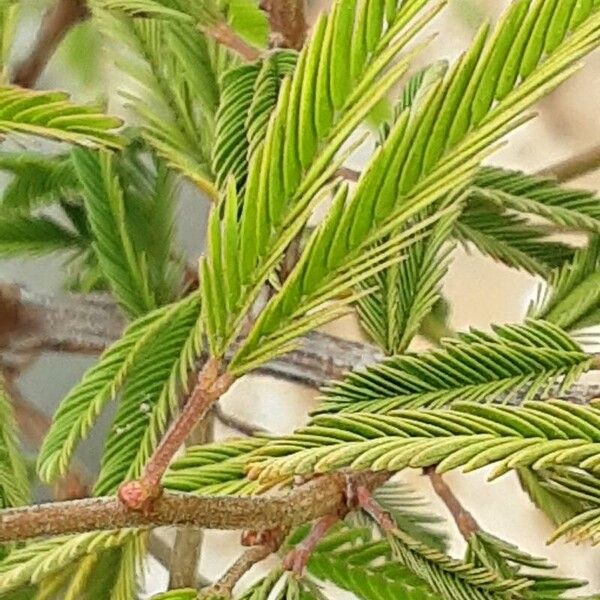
[0,284,381,387]
[0,472,389,542]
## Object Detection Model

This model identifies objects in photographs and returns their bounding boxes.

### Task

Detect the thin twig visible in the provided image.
[169,413,215,589]
[12,0,89,88]
[214,405,269,436]
[537,144,600,183]
[261,0,308,49]
[335,166,360,182]
[200,542,279,599]
[424,467,479,540]
[204,22,260,61]
[118,359,234,510]
[12,0,260,94]
[0,472,389,542]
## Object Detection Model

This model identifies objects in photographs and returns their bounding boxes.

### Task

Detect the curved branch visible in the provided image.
[424,467,479,540]
[12,0,89,88]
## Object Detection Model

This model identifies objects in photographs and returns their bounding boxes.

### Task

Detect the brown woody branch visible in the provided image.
[0,283,380,387]
[200,540,281,599]
[204,22,261,61]
[424,467,479,540]
[118,360,234,511]
[0,472,388,543]
[261,0,307,50]
[11,0,260,94]
[3,284,600,402]
[12,0,89,88]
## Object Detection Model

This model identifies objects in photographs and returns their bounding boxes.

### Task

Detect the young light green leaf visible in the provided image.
[253,398,600,488]
[0,87,123,147]
[232,0,600,371]
[202,0,444,355]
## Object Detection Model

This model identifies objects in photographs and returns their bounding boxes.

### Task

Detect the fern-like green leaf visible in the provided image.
[357,195,462,355]
[517,467,585,529]
[237,569,325,600]
[456,202,575,277]
[253,399,600,490]
[52,532,146,600]
[0,152,80,210]
[202,0,444,356]
[93,293,203,494]
[0,1,18,82]
[0,530,135,595]
[0,380,29,509]
[542,469,600,544]
[470,166,600,234]
[357,66,458,355]
[306,525,442,600]
[224,0,269,48]
[212,62,261,190]
[163,436,265,496]
[316,319,591,414]
[213,50,297,191]
[0,214,83,257]
[465,531,585,598]
[530,237,600,331]
[0,87,122,147]
[101,0,269,48]
[387,528,530,600]
[73,148,170,318]
[373,482,448,550]
[232,0,600,371]
[151,590,197,600]
[37,297,196,483]
[93,11,221,197]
